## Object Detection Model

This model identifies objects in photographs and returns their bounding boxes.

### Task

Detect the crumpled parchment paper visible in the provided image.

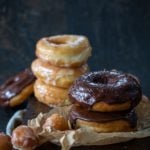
[28,96,150,150]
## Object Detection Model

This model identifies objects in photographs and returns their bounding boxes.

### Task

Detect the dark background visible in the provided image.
[0,0,150,148]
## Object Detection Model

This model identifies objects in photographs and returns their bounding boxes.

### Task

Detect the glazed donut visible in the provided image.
[69,105,137,133]
[31,59,89,88]
[11,125,39,150]
[43,113,69,131]
[34,79,70,106]
[36,35,92,67]
[69,70,142,112]
[0,132,12,150]
[0,68,35,107]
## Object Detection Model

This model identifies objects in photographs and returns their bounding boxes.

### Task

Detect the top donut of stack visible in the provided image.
[36,35,92,68]
[69,70,142,112]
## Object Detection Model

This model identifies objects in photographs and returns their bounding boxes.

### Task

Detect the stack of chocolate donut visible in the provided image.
[69,70,142,132]
[31,35,92,106]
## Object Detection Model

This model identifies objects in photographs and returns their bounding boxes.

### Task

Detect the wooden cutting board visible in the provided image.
[23,96,150,150]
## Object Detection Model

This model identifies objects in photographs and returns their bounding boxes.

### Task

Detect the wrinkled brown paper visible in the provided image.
[28,96,150,150]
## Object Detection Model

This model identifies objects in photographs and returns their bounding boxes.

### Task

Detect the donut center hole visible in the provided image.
[92,76,108,84]
[91,76,117,84]
[48,38,67,45]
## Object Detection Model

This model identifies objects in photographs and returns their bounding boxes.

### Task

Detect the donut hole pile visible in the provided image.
[69,70,142,132]
[31,35,92,106]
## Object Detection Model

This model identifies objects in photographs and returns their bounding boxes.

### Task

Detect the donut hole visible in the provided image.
[47,37,70,45]
[90,76,108,84]
[90,75,119,85]
[92,77,108,84]
[48,39,66,45]
[46,36,79,45]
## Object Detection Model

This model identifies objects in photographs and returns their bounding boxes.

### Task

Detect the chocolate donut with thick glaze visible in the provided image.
[0,68,35,107]
[69,105,137,132]
[69,70,142,112]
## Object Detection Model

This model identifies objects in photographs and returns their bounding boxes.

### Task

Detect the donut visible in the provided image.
[0,132,12,150]
[69,70,142,112]
[34,79,70,106]
[11,125,39,150]
[43,113,69,131]
[0,68,35,107]
[69,105,137,132]
[36,35,92,67]
[31,59,89,88]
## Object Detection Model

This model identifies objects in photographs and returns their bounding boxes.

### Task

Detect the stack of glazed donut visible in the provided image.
[69,70,142,132]
[32,35,92,106]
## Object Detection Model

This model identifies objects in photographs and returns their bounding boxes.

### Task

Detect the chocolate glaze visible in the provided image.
[69,105,137,128]
[0,68,35,106]
[69,70,142,109]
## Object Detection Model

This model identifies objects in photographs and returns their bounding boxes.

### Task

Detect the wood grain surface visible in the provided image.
[0,0,150,149]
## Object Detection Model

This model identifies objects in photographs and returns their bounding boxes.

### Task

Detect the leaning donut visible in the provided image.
[36,35,92,67]
[31,59,89,88]
[69,70,142,112]
[34,79,70,106]
[0,69,35,107]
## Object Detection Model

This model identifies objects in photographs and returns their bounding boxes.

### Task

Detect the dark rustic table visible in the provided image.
[0,0,150,149]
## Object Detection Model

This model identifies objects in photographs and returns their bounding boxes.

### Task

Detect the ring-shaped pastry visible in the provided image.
[34,79,70,106]
[69,70,142,112]
[36,35,92,67]
[31,59,89,88]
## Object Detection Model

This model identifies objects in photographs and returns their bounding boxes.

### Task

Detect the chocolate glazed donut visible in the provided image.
[0,68,35,107]
[69,70,142,110]
[69,105,137,129]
